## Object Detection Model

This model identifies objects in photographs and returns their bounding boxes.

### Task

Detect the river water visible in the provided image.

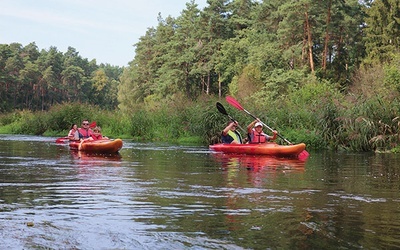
[0,135,399,249]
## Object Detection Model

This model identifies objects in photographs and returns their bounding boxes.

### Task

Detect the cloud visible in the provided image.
[0,3,134,34]
[0,0,208,66]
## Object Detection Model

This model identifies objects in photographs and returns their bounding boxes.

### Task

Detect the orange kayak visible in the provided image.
[209,142,306,157]
[69,139,123,153]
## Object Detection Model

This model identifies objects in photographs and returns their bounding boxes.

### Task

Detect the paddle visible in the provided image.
[89,121,96,128]
[225,96,309,159]
[216,102,250,144]
[216,102,246,133]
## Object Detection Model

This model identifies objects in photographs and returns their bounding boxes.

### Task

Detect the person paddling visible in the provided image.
[247,119,277,143]
[221,121,244,144]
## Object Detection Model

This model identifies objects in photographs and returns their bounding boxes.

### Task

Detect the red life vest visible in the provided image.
[91,134,103,140]
[250,130,267,143]
[78,128,93,139]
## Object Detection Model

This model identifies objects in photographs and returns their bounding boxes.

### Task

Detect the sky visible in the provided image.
[0,0,208,67]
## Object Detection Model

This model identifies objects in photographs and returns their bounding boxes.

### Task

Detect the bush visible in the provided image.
[46,103,88,132]
[129,110,154,140]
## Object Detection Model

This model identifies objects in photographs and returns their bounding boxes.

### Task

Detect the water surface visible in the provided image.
[0,135,399,249]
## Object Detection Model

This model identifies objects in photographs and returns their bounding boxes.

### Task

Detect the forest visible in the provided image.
[0,0,400,152]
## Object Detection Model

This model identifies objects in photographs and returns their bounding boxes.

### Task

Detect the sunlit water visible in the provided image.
[0,135,400,249]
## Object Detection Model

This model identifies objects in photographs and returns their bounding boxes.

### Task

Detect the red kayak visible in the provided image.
[209,142,306,158]
[69,139,123,153]
[55,137,70,143]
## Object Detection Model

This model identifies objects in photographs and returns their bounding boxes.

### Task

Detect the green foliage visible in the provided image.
[46,103,88,132]
[150,107,185,140]
[129,110,154,140]
[383,54,400,93]
[282,76,340,130]
[18,111,48,135]
[0,42,122,112]
[280,128,323,149]
[200,101,227,145]
[0,110,48,135]
[235,64,263,100]
[254,69,308,105]
[344,96,400,151]
[98,110,131,138]
[2,1,400,153]
[364,0,400,64]
[0,112,21,126]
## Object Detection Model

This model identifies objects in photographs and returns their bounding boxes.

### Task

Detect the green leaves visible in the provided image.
[364,0,400,64]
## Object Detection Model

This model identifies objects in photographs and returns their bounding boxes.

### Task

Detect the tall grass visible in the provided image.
[0,98,223,144]
[1,61,400,152]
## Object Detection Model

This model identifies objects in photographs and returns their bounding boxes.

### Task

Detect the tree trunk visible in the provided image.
[218,72,221,98]
[305,11,315,73]
[206,72,210,95]
[322,0,332,72]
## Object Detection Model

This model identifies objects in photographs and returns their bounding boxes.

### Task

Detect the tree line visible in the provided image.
[118,0,399,112]
[1,0,400,151]
[0,43,122,112]
[1,0,398,113]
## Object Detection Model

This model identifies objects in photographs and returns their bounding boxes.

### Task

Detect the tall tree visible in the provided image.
[227,0,255,31]
[277,0,318,72]
[61,65,85,102]
[36,47,64,106]
[4,44,24,109]
[165,0,202,99]
[326,0,365,83]
[19,61,40,109]
[364,0,400,64]
[151,15,180,99]
[118,28,158,111]
[196,0,231,95]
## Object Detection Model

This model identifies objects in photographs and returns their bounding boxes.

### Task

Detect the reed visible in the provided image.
[0,83,399,152]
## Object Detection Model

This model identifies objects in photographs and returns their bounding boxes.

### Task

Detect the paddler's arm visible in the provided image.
[222,121,237,136]
[270,130,278,141]
[247,119,258,133]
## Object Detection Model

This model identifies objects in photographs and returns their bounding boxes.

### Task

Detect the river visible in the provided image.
[0,135,399,249]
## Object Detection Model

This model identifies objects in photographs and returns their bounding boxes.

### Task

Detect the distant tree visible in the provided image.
[36,46,64,106]
[4,44,24,109]
[19,61,40,109]
[364,0,400,64]
[61,65,86,102]
[195,0,231,95]
[164,0,202,99]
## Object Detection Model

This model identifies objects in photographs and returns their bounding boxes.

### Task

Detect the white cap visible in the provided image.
[254,122,263,128]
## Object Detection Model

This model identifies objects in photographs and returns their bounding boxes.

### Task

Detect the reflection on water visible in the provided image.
[69,150,122,164]
[211,153,306,188]
[1,135,400,249]
[211,152,306,169]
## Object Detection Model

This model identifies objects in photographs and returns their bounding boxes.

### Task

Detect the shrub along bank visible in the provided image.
[0,82,399,153]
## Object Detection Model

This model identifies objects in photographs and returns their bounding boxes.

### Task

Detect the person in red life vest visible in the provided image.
[78,119,93,139]
[88,126,108,141]
[247,119,277,143]
[221,121,243,144]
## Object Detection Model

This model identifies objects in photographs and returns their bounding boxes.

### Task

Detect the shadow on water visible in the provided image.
[1,135,400,249]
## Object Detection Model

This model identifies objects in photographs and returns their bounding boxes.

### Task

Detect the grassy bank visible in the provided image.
[1,80,400,152]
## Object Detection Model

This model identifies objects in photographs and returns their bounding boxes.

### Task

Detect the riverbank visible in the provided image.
[1,91,400,153]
